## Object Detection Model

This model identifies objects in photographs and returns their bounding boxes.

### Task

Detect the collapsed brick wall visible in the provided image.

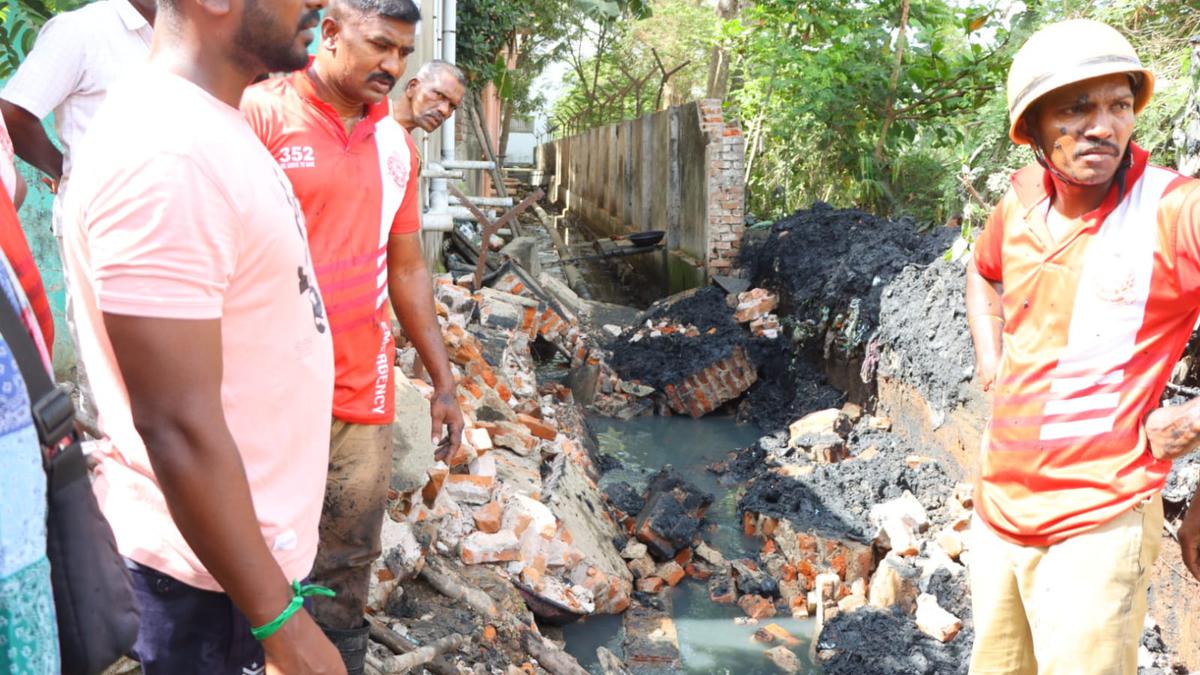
[663,345,758,418]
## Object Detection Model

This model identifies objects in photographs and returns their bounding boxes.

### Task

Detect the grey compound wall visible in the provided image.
[536,99,745,291]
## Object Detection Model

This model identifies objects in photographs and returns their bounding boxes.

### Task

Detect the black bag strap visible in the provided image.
[0,290,76,450]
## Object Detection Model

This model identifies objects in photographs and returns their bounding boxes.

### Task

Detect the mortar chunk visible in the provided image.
[868,553,921,614]
[915,593,962,643]
[869,491,929,556]
[764,646,801,674]
[694,541,726,566]
[788,408,852,443]
[621,540,649,560]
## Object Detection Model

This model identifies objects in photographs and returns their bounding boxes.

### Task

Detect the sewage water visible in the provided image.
[563,414,821,674]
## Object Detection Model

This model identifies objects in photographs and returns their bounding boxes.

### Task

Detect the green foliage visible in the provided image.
[727,0,1025,223]
[542,0,1197,229]
[551,0,718,132]
[730,0,1198,228]
[0,0,87,77]
[457,0,585,125]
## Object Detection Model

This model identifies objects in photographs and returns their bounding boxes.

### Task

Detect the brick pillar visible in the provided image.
[696,100,746,278]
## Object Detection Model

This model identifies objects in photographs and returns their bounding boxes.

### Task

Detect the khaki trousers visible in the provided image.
[968,495,1163,675]
[308,419,392,630]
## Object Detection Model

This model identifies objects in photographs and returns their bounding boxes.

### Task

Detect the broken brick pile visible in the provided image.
[369,272,637,634]
[484,268,650,417]
[719,403,976,671]
[663,345,758,418]
[608,285,785,419]
[734,288,782,339]
[603,467,718,598]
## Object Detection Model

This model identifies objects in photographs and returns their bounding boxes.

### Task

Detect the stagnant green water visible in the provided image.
[563,415,821,674]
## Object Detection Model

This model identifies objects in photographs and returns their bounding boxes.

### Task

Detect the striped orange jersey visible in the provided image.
[973,144,1200,546]
[243,67,421,425]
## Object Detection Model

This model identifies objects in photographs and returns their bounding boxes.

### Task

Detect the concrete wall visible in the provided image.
[536,99,745,292]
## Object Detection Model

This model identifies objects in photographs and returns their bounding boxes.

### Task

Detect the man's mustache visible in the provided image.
[368,72,397,89]
[1075,139,1120,158]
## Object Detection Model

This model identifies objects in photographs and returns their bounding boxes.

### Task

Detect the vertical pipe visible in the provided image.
[441,0,457,166]
[427,0,456,221]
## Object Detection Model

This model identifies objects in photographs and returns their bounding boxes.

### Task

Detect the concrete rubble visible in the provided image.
[365,266,646,673]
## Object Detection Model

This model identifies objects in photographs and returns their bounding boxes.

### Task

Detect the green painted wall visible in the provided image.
[3,1,76,377]
[13,160,69,377]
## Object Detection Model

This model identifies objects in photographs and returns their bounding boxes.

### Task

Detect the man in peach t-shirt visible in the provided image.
[61,0,344,673]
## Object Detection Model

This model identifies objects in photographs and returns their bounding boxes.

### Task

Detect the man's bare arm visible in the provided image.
[965,255,1005,392]
[1179,492,1200,582]
[104,314,344,673]
[0,101,63,182]
[387,232,463,455]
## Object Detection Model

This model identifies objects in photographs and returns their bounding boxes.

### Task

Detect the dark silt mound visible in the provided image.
[740,202,955,350]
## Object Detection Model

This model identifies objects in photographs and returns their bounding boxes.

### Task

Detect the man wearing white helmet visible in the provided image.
[966,19,1200,673]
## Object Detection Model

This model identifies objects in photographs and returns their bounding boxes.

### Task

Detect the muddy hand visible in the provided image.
[1144,402,1200,461]
[430,388,463,461]
[1180,497,1200,582]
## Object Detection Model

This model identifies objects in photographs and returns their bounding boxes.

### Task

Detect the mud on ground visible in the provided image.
[740,202,955,354]
[607,285,783,391]
[732,422,962,543]
[817,606,972,675]
[874,258,975,416]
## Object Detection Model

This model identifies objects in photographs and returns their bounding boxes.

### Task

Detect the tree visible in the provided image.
[457,0,580,165]
[551,0,715,133]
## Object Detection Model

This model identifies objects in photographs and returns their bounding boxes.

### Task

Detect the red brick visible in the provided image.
[744,511,758,537]
[474,501,502,534]
[738,594,777,620]
[461,531,520,564]
[636,577,665,593]
[659,562,686,587]
[516,413,557,441]
[422,466,449,507]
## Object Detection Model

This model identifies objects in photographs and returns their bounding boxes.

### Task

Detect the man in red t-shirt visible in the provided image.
[243,1,463,672]
[966,20,1200,673]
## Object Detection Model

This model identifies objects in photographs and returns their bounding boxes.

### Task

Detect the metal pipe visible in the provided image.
[421,212,454,232]
[440,159,495,170]
[426,0,456,224]
[447,206,499,221]
[449,195,513,207]
[421,169,465,180]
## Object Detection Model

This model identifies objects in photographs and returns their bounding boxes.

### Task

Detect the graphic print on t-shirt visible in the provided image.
[267,164,327,334]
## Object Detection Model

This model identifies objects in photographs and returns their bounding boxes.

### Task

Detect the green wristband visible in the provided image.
[250,580,336,641]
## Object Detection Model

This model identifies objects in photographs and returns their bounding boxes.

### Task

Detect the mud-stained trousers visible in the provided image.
[968,494,1163,675]
[309,419,392,630]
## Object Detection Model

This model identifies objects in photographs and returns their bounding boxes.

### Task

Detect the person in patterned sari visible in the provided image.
[0,119,58,673]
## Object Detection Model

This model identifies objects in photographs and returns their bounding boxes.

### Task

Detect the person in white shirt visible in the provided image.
[0,0,153,417]
[0,116,25,209]
[0,0,154,194]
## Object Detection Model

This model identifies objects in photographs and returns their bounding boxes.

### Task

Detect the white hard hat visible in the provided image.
[1007,19,1154,145]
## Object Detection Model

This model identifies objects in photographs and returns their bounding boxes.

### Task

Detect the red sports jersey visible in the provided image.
[974,144,1200,546]
[0,181,52,353]
[243,67,421,424]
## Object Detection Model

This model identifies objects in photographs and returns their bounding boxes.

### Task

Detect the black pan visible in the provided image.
[628,230,665,247]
